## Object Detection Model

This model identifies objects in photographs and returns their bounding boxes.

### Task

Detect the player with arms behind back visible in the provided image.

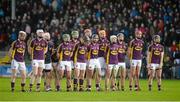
[57,34,74,91]
[117,33,127,91]
[128,30,144,91]
[147,35,164,91]
[105,35,119,91]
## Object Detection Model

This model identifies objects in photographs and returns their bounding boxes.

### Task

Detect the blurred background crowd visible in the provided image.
[0,0,180,78]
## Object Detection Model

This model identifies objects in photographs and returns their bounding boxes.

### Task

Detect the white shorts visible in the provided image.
[32,60,45,69]
[108,64,118,76]
[108,64,118,70]
[75,62,87,70]
[98,57,106,68]
[44,63,52,70]
[150,63,160,70]
[118,62,126,69]
[58,61,72,71]
[71,61,75,69]
[11,59,26,70]
[130,59,142,68]
[88,58,101,70]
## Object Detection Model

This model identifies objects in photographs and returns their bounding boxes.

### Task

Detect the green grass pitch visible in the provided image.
[0,77,180,101]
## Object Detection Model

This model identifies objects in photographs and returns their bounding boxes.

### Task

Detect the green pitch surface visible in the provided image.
[0,78,180,101]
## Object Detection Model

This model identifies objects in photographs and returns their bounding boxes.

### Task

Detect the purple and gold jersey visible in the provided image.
[11,40,26,62]
[58,42,73,61]
[148,43,164,64]
[98,38,109,57]
[129,38,144,60]
[106,43,119,64]
[74,43,88,63]
[70,40,80,61]
[118,41,126,62]
[88,43,100,60]
[30,38,48,60]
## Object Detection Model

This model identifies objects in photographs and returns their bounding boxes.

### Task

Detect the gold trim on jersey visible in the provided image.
[74,46,79,63]
[106,48,110,64]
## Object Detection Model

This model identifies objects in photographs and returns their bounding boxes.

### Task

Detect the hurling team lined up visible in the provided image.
[9,28,164,92]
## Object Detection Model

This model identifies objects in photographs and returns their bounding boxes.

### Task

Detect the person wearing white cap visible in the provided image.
[8,31,27,92]
[28,29,48,92]
[105,35,119,91]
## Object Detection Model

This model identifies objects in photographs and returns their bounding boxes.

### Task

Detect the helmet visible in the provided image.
[117,33,124,41]
[62,34,70,42]
[36,29,44,38]
[71,30,79,38]
[153,35,161,43]
[18,31,27,41]
[110,35,117,43]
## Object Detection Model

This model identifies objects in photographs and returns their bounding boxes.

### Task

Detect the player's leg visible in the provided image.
[79,69,85,91]
[95,67,101,91]
[78,63,86,91]
[135,61,142,91]
[110,67,118,91]
[11,68,17,92]
[156,68,162,91]
[73,63,80,91]
[105,65,112,91]
[52,63,60,91]
[129,64,135,91]
[86,66,94,91]
[29,60,38,92]
[135,66,141,91]
[148,68,155,91]
[45,70,52,91]
[58,62,65,91]
[120,65,126,91]
[66,65,72,91]
[19,62,26,92]
[36,66,43,92]
[10,59,18,92]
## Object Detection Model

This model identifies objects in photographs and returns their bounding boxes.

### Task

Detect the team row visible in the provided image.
[9,29,164,92]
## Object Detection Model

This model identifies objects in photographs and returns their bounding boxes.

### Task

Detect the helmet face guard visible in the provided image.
[36,29,44,38]
[92,34,99,42]
[63,34,70,42]
[18,31,27,41]
[71,31,79,39]
[117,33,124,41]
[110,35,117,43]
[153,35,161,43]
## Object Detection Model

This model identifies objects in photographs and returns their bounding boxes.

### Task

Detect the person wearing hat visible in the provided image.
[28,29,48,92]
[9,31,27,92]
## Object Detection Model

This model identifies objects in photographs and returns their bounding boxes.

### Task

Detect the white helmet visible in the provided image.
[36,29,44,37]
[110,35,117,43]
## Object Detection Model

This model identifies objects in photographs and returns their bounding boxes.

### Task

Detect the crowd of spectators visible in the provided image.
[0,0,180,78]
